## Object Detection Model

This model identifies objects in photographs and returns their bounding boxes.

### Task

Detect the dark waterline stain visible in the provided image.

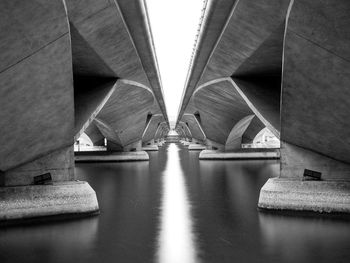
[0,142,349,263]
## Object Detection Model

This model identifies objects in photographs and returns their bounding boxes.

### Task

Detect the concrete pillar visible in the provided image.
[258,0,350,213]
[0,0,99,222]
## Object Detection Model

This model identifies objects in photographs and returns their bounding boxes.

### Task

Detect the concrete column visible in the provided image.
[0,0,99,222]
[258,0,350,213]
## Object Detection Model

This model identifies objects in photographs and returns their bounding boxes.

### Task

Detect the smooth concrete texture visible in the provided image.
[75,151,149,162]
[281,0,350,164]
[225,115,257,151]
[176,0,239,121]
[199,149,280,160]
[142,145,159,151]
[258,178,350,213]
[0,181,99,221]
[177,121,193,140]
[65,0,168,123]
[181,114,206,143]
[66,0,169,149]
[177,0,289,127]
[280,142,350,181]
[3,147,75,187]
[175,0,350,215]
[188,144,206,151]
[85,123,105,146]
[91,80,155,150]
[116,0,168,122]
[193,79,264,146]
[142,115,165,144]
[0,0,74,171]
[154,122,169,142]
[74,80,117,140]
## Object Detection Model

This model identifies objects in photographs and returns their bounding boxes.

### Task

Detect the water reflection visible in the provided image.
[0,142,350,263]
[157,143,200,263]
[259,212,350,263]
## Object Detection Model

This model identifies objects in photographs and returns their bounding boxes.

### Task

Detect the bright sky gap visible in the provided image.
[146,0,204,122]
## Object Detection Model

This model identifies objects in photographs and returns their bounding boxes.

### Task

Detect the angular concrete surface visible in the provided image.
[175,0,350,213]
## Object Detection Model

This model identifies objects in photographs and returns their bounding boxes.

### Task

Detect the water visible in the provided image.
[0,142,350,263]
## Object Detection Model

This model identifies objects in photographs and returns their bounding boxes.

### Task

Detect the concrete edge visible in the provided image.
[75,151,149,162]
[0,181,99,221]
[142,145,159,151]
[258,178,350,213]
[199,150,280,160]
[188,144,206,151]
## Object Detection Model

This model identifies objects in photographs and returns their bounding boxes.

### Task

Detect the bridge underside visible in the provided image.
[0,0,168,221]
[177,0,350,213]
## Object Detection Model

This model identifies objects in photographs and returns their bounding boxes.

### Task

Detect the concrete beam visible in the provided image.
[181,114,206,143]
[142,114,165,144]
[193,79,265,147]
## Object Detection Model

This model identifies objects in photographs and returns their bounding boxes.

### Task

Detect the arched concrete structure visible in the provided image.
[225,115,255,151]
[177,0,350,212]
[193,79,264,149]
[178,122,193,141]
[0,0,168,221]
[142,114,165,145]
[181,114,206,143]
[85,122,105,147]
[91,80,155,152]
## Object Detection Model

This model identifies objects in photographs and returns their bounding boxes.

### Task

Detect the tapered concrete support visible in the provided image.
[0,0,99,222]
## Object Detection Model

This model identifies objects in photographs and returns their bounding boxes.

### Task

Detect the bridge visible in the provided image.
[0,0,349,226]
[176,0,350,213]
[0,0,168,220]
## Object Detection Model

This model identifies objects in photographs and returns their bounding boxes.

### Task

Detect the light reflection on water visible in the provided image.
[157,143,200,263]
[0,142,350,263]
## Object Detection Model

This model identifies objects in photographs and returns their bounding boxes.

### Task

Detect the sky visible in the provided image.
[146,0,204,122]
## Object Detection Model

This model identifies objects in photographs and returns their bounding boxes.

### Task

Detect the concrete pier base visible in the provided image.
[258,178,350,213]
[199,149,280,160]
[180,140,190,146]
[0,181,99,221]
[142,145,159,151]
[188,144,206,150]
[75,151,149,162]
